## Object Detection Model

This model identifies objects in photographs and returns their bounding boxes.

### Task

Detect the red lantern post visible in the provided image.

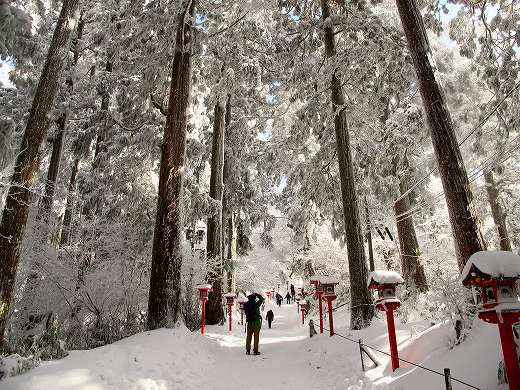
[320,277,339,336]
[237,295,248,326]
[368,271,404,372]
[196,284,212,335]
[310,277,324,334]
[224,293,236,332]
[461,251,520,390]
[299,299,307,324]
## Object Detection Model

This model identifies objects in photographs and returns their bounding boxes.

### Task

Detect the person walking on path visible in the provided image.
[290,284,296,301]
[276,292,283,307]
[244,293,264,355]
[266,309,274,328]
[285,292,291,304]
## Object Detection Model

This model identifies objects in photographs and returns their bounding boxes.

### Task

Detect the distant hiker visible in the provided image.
[285,292,291,304]
[266,310,274,328]
[276,292,283,307]
[244,293,264,355]
[290,284,295,300]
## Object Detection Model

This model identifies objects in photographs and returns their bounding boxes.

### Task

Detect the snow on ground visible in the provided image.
[0,298,511,389]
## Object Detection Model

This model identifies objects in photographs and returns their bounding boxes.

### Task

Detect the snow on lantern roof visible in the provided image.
[461,251,520,284]
[319,276,340,285]
[309,276,321,283]
[195,284,212,290]
[367,270,404,287]
[224,293,236,298]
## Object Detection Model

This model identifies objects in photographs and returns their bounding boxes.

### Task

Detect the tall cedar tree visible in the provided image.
[394,0,486,269]
[222,94,236,293]
[39,15,85,221]
[394,177,428,290]
[320,0,374,329]
[147,0,197,329]
[0,0,81,348]
[205,101,226,325]
[484,170,512,251]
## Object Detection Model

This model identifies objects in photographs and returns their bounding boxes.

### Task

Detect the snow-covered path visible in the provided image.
[0,298,510,389]
[0,300,360,390]
[203,300,328,390]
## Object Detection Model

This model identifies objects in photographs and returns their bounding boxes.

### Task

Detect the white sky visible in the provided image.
[0,60,15,88]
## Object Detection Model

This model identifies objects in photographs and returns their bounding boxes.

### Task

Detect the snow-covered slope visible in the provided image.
[1,297,508,390]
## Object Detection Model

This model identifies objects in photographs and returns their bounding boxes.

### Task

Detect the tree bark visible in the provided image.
[225,213,237,293]
[394,177,428,291]
[484,170,512,251]
[147,0,197,330]
[205,101,226,325]
[394,0,486,269]
[39,14,84,221]
[364,197,375,272]
[39,115,67,220]
[0,0,81,349]
[60,157,80,246]
[320,0,374,330]
[222,94,236,294]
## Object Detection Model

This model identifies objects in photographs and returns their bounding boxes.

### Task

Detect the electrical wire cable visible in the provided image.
[393,81,520,206]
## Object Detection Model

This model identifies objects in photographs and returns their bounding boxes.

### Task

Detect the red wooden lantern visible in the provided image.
[368,271,404,372]
[237,295,248,326]
[298,299,307,324]
[224,293,236,332]
[310,276,325,334]
[461,251,520,390]
[196,284,212,335]
[320,276,339,336]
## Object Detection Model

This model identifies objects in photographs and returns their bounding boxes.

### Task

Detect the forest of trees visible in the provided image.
[0,0,518,361]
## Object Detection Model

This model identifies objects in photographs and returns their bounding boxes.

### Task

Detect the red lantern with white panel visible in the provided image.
[461,251,520,390]
[367,271,404,372]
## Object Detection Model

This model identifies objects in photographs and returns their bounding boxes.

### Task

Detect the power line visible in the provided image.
[393,133,520,225]
[393,81,520,206]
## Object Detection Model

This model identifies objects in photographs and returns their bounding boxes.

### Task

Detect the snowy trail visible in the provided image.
[0,300,358,390]
[203,300,322,390]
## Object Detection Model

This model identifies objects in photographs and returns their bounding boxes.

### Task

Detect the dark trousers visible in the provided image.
[286,297,290,304]
[267,319,272,328]
[246,322,261,353]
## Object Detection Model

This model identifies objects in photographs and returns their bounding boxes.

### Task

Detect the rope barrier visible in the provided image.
[318,324,482,390]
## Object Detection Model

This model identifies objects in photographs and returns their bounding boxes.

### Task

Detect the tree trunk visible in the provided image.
[205,101,226,325]
[39,115,67,220]
[60,157,80,246]
[364,197,375,272]
[394,0,486,269]
[394,177,428,291]
[320,0,374,330]
[484,170,512,251]
[0,0,81,349]
[147,0,197,330]
[38,14,84,222]
[225,213,237,293]
[222,94,236,294]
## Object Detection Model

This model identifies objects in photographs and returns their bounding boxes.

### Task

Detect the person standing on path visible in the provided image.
[290,284,295,301]
[244,293,264,355]
[285,291,291,304]
[266,310,274,328]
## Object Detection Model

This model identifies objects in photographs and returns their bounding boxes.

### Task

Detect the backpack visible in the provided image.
[244,301,260,322]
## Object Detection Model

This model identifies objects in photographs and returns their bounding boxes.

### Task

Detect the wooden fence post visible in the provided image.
[359,339,365,372]
[444,368,453,390]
